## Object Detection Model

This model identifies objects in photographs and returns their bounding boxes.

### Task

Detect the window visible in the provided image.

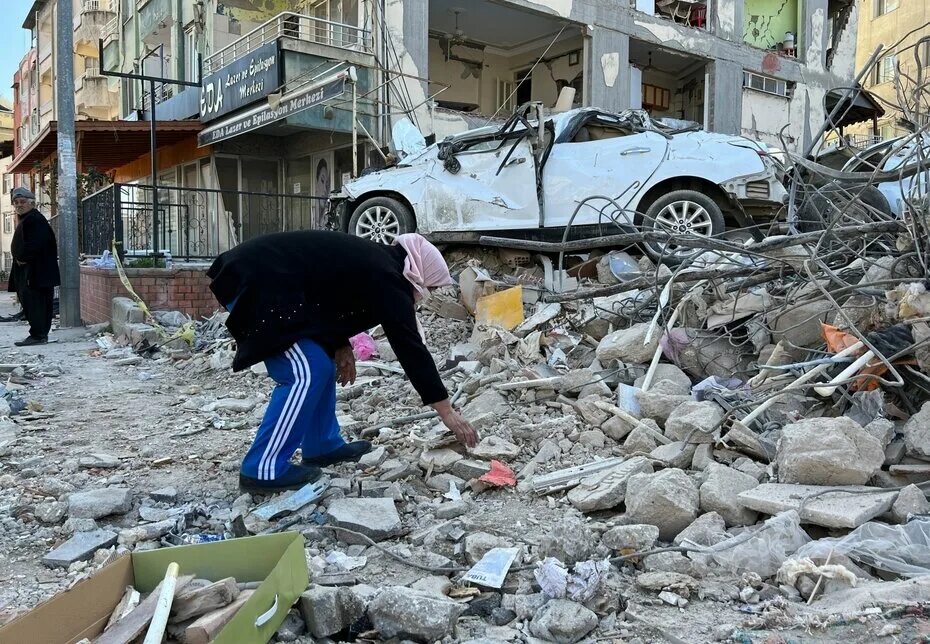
[875,0,898,16]
[2,252,11,271]
[184,26,198,82]
[496,79,515,114]
[3,213,12,235]
[2,174,11,194]
[874,55,896,84]
[743,71,790,98]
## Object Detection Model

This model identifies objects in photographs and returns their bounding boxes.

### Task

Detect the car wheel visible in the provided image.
[348,197,415,244]
[640,189,726,264]
[794,183,892,233]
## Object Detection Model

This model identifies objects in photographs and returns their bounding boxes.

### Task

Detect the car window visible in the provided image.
[571,116,634,143]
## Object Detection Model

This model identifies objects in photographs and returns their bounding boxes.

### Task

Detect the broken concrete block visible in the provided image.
[419,448,462,473]
[625,469,699,541]
[623,421,660,453]
[150,486,178,503]
[864,418,896,449]
[67,488,133,519]
[435,499,469,519]
[636,380,691,424]
[890,484,930,524]
[602,415,633,442]
[776,417,884,485]
[462,390,509,417]
[367,586,465,640]
[529,599,598,644]
[34,501,68,524]
[737,483,897,528]
[902,401,930,458]
[327,498,401,543]
[358,446,387,468]
[539,515,597,565]
[299,585,345,638]
[42,529,118,567]
[127,323,160,346]
[451,458,492,480]
[111,297,144,337]
[464,531,513,565]
[699,463,759,527]
[501,592,547,620]
[635,571,698,592]
[77,453,121,469]
[770,299,834,348]
[601,524,659,552]
[470,436,520,461]
[596,323,660,365]
[664,401,724,444]
[673,512,729,547]
[692,444,714,471]
[634,363,692,392]
[649,442,696,469]
[578,429,606,448]
[566,456,653,512]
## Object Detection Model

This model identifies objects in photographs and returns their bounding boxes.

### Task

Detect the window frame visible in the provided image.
[875,0,899,17]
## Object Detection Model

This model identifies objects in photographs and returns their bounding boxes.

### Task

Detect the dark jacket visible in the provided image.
[207,230,449,405]
[9,208,61,292]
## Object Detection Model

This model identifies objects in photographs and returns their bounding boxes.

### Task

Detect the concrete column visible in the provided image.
[589,27,630,112]
[714,0,744,43]
[706,59,743,135]
[802,0,830,71]
[383,0,429,134]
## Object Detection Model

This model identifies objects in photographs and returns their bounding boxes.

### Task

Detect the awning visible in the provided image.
[825,87,885,128]
[8,120,205,174]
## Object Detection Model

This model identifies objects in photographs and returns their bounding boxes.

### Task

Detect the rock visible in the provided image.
[601,524,659,552]
[274,611,306,642]
[34,501,67,524]
[776,417,884,485]
[635,571,697,592]
[299,585,348,638]
[419,448,462,473]
[426,473,466,493]
[461,592,501,618]
[664,401,724,443]
[490,607,517,626]
[111,297,144,337]
[201,398,257,414]
[623,422,660,453]
[538,516,597,565]
[673,512,728,547]
[502,592,548,620]
[62,517,98,535]
[625,469,699,541]
[658,590,688,607]
[692,444,714,470]
[731,457,766,481]
[567,456,653,512]
[890,484,930,523]
[435,500,469,519]
[636,380,691,424]
[327,498,401,543]
[578,430,606,448]
[68,488,133,519]
[864,418,896,448]
[634,363,692,391]
[650,442,696,469]
[577,381,612,400]
[737,483,897,528]
[359,446,388,468]
[77,453,121,469]
[465,532,513,565]
[643,551,705,577]
[902,402,930,458]
[530,599,598,644]
[602,416,633,442]
[770,299,834,348]
[42,529,118,568]
[574,398,610,426]
[699,463,759,526]
[451,459,492,480]
[367,586,465,640]
[470,436,520,461]
[463,390,509,417]
[150,486,178,503]
[596,323,660,364]
[410,576,453,597]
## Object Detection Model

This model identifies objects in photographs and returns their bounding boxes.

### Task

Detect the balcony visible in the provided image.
[75,0,118,46]
[631,0,709,30]
[76,64,118,114]
[204,11,373,76]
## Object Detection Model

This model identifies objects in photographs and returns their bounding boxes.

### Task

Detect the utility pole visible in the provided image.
[56,0,80,327]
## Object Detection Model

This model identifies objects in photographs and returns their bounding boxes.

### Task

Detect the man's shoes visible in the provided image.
[302,441,372,468]
[14,335,47,347]
[239,464,323,494]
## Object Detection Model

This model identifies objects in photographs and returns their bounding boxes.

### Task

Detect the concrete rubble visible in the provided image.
[7,175,930,640]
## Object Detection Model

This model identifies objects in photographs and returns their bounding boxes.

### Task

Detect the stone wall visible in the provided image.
[79,265,218,324]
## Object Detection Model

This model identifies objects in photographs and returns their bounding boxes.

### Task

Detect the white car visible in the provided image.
[330,107,788,261]
[840,134,930,217]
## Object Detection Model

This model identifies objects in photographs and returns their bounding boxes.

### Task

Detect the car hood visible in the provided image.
[340,162,433,200]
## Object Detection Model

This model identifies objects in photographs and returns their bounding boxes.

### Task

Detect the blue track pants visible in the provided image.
[241,338,346,480]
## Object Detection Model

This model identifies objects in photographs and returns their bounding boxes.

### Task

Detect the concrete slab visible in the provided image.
[737,483,897,529]
[42,529,118,567]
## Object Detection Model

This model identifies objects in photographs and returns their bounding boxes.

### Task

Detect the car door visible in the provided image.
[420,133,541,232]
[542,113,668,229]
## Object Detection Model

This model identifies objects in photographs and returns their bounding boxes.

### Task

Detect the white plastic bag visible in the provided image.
[702,511,811,577]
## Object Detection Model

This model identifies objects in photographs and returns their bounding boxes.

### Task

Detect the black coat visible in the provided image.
[207,231,449,405]
[9,209,61,292]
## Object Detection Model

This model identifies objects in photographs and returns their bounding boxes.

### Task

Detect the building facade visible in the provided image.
[849,0,930,145]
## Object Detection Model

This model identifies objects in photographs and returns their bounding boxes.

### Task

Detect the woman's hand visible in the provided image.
[431,399,479,448]
[334,345,356,386]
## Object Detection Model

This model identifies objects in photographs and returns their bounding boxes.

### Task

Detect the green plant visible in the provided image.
[127,257,166,269]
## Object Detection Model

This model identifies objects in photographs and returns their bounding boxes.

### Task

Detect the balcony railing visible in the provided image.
[204,11,372,76]
[83,0,114,11]
[845,134,884,148]
[75,63,103,90]
[81,184,328,261]
[102,16,119,42]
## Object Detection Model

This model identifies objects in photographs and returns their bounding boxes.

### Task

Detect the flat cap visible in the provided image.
[11,187,35,200]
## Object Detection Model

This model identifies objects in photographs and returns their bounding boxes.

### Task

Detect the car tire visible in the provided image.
[794,183,892,233]
[639,189,726,265]
[347,196,416,244]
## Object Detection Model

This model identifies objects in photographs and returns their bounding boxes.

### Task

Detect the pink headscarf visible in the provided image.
[393,234,453,300]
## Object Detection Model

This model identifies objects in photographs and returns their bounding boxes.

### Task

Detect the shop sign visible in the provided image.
[200,41,280,122]
[198,76,347,146]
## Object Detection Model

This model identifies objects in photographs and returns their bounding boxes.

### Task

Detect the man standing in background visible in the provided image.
[8,187,59,346]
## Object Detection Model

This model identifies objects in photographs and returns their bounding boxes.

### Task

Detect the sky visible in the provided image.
[0,0,35,103]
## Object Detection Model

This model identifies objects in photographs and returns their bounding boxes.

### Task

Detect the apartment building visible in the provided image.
[848,0,930,145]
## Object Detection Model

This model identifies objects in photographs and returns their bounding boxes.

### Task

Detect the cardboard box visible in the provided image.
[0,532,308,644]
